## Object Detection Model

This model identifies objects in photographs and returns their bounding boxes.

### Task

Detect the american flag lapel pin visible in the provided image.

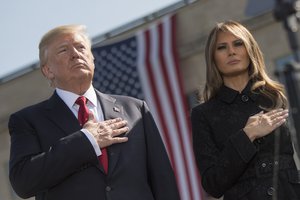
[113,106,120,112]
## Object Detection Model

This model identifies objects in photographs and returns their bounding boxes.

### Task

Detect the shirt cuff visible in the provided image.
[81,128,102,156]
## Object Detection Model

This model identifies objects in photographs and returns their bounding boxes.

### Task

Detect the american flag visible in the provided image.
[92,14,203,200]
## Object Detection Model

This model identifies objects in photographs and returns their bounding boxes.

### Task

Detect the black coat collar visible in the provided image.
[217,80,259,104]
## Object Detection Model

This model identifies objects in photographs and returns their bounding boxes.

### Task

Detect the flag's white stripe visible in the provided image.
[161,15,196,200]
[137,15,203,200]
[148,21,190,200]
[137,26,182,196]
[162,15,202,200]
[136,31,165,143]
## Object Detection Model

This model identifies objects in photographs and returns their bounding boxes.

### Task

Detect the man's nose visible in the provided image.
[70,47,80,58]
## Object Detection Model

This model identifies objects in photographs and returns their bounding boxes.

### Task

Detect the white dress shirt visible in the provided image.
[56,85,103,156]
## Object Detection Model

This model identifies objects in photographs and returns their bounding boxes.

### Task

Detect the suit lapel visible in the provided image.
[96,90,124,174]
[45,90,125,174]
[45,92,81,136]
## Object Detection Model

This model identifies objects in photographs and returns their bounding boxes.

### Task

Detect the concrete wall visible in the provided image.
[0,69,53,199]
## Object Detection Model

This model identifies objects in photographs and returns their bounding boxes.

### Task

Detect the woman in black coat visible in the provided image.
[191,20,300,200]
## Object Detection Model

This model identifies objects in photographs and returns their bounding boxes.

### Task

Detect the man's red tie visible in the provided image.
[76,96,108,174]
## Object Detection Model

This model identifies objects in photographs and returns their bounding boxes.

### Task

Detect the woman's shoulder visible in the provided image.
[193,97,219,109]
[191,98,219,115]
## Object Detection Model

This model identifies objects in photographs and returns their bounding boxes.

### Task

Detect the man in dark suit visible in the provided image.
[8,24,180,200]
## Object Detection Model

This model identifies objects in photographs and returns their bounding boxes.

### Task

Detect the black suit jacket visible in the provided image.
[8,90,180,200]
[191,82,300,200]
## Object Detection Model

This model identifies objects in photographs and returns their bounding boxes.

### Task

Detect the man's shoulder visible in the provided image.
[111,94,142,102]
[110,94,145,109]
[191,97,220,114]
[11,96,52,117]
[95,90,144,105]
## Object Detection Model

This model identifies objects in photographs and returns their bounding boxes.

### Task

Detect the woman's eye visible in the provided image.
[234,40,244,47]
[216,45,226,50]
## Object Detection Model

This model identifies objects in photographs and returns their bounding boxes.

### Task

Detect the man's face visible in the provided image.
[42,32,95,91]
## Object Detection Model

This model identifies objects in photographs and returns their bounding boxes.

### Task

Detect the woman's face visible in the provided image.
[213,31,250,78]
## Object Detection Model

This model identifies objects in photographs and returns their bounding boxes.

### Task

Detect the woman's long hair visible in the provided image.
[202,20,287,109]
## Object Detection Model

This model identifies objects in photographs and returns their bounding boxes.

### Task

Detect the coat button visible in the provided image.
[261,162,267,168]
[106,186,112,192]
[241,95,249,102]
[257,139,262,144]
[267,187,275,196]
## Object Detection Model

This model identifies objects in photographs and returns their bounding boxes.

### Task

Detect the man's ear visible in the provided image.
[41,64,54,79]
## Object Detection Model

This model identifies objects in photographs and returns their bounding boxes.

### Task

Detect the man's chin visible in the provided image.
[73,66,92,73]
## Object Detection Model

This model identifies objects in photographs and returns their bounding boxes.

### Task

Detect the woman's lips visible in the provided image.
[227,60,240,65]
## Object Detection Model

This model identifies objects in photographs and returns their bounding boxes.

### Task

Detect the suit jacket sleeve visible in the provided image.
[8,110,98,198]
[142,101,180,200]
[191,105,257,198]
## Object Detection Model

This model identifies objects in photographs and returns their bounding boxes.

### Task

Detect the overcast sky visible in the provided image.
[0,0,180,79]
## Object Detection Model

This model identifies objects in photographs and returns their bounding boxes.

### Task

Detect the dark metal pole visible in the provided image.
[273,0,300,156]
[274,0,300,61]
[273,1,300,199]
[283,16,300,62]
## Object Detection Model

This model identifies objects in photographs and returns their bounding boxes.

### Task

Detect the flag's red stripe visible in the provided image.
[143,30,177,174]
[158,21,193,200]
[171,14,202,199]
[170,15,192,138]
[170,15,203,199]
